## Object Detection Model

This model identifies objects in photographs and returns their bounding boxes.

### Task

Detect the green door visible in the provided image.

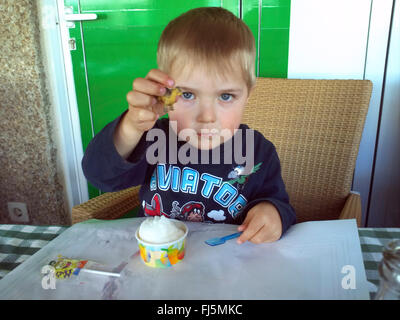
[65,0,290,200]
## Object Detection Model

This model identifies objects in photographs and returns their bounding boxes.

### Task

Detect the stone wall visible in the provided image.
[0,0,69,225]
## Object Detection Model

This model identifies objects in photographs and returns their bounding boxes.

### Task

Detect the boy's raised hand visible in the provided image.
[114,69,174,159]
[236,201,283,244]
[125,69,175,132]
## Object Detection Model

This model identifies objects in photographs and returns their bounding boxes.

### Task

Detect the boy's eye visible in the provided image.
[182,92,194,100]
[220,93,233,102]
[181,92,234,102]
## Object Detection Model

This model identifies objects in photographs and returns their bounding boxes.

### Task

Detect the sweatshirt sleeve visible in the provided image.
[81,111,151,192]
[242,139,296,237]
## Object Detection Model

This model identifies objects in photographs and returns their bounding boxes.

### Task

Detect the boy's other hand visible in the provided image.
[236,201,282,244]
[125,69,175,132]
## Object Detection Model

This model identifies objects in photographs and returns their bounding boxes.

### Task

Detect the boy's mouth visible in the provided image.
[197,130,219,138]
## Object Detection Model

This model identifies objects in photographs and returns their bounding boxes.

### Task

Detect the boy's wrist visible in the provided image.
[113,111,145,159]
[119,111,143,137]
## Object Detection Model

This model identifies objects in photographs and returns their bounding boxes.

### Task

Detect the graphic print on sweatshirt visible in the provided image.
[142,162,263,223]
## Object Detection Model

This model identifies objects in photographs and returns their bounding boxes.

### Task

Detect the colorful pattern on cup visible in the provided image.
[138,239,186,268]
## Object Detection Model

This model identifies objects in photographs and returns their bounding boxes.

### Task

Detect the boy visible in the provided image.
[82,7,296,244]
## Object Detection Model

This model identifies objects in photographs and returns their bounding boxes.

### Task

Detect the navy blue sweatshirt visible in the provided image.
[82,113,296,236]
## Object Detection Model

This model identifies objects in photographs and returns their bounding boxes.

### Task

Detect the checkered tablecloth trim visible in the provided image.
[358,228,400,288]
[0,224,67,280]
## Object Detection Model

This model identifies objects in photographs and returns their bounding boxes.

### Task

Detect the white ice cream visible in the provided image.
[138,216,185,244]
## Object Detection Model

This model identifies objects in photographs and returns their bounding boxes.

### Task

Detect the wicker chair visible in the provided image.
[72,78,373,226]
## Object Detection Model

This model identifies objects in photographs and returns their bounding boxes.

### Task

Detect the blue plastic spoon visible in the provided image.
[205,232,243,246]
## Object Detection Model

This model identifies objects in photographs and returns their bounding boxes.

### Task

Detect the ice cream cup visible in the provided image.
[135,220,188,268]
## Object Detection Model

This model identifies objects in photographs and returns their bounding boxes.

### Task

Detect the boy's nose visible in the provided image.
[197,103,217,123]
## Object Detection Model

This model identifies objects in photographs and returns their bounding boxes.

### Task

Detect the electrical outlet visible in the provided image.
[8,202,30,223]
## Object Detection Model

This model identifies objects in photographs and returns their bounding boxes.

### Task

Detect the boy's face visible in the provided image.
[168,63,250,150]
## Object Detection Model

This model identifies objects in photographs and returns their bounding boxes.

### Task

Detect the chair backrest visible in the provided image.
[242,78,372,223]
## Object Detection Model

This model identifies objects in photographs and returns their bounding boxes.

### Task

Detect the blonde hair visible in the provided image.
[157,7,256,91]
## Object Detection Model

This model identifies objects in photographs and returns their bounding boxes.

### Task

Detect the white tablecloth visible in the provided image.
[0,218,369,299]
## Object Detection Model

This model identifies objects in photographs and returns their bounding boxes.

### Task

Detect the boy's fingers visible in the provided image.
[132,77,167,97]
[130,106,158,123]
[236,228,255,244]
[237,210,252,232]
[127,90,156,108]
[145,69,175,89]
[237,218,263,244]
[248,225,276,244]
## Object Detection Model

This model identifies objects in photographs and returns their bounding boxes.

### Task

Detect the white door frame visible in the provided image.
[38,0,89,217]
[353,0,394,226]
